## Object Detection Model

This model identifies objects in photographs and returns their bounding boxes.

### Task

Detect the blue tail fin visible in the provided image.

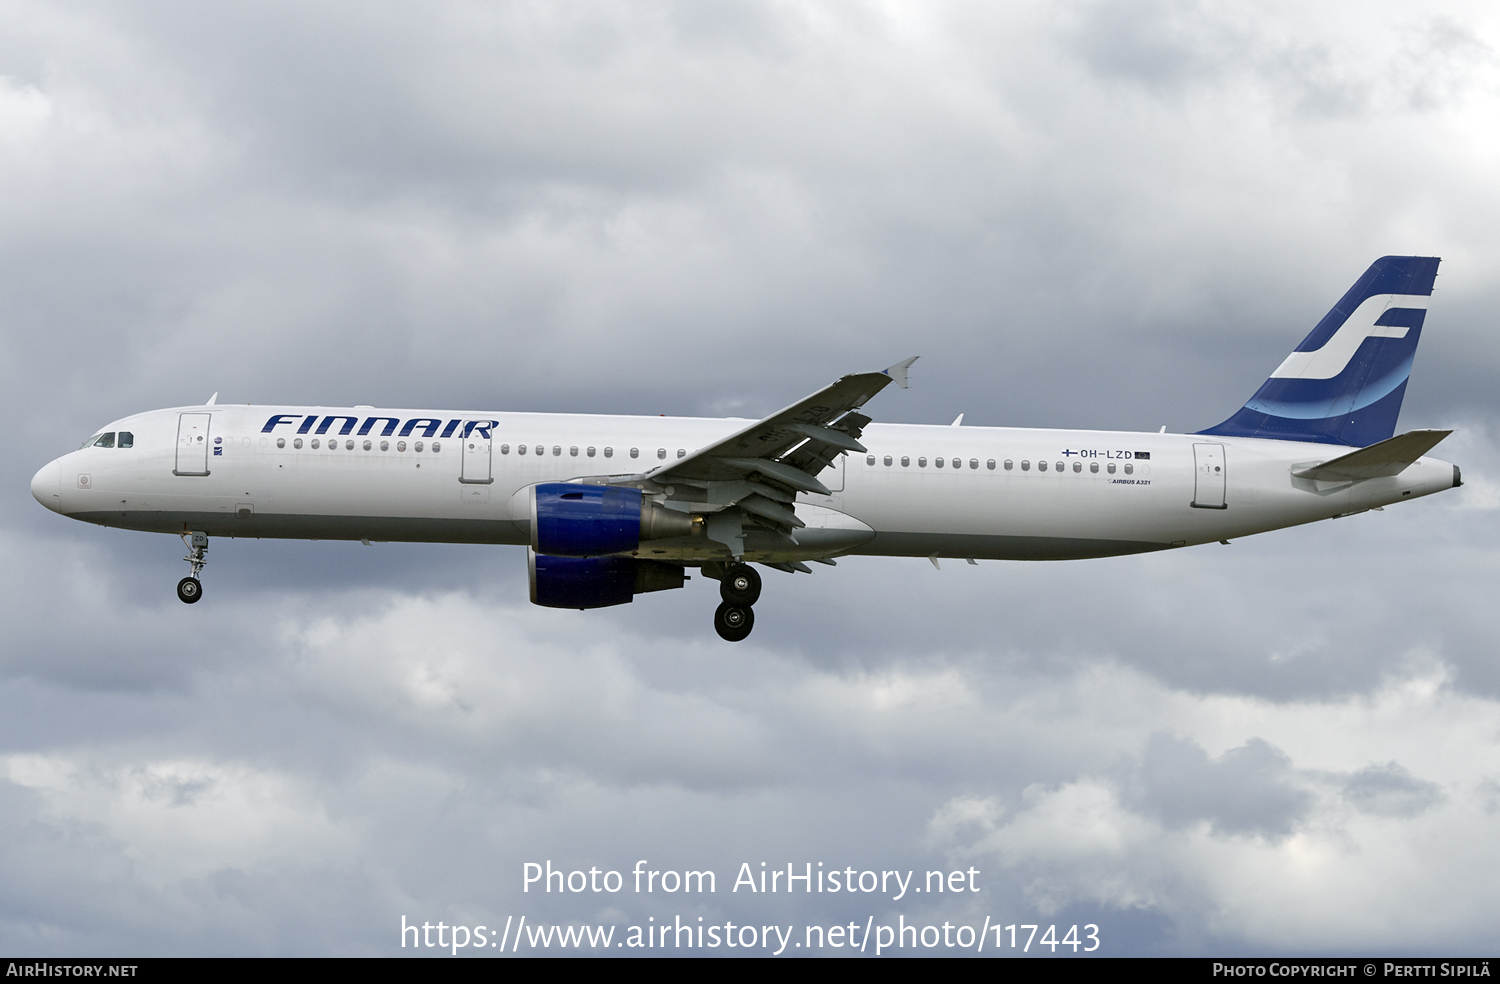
[1199,256,1440,447]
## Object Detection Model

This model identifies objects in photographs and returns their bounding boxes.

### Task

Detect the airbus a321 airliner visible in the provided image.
[31,256,1460,640]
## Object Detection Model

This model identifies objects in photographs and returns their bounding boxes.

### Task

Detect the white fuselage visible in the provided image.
[31,405,1459,562]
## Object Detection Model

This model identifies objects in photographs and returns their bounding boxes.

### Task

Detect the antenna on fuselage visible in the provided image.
[205,393,218,406]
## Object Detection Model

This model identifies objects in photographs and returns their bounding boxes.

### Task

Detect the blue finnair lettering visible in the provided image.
[315,416,360,436]
[261,414,304,433]
[261,414,508,440]
[462,420,501,439]
[357,417,401,437]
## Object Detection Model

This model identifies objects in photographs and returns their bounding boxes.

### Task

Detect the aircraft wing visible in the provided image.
[643,357,917,495]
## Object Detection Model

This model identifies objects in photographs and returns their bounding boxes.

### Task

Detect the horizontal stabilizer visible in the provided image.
[1292,429,1452,482]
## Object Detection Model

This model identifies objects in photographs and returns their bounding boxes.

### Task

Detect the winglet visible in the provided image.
[205,392,218,406]
[883,356,919,389]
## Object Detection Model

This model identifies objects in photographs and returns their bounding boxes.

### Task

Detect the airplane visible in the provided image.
[30,256,1460,641]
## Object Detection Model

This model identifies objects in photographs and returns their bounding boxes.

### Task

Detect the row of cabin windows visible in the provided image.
[274,437,442,452]
[83,432,134,449]
[268,438,692,461]
[865,454,1133,475]
[494,446,687,460]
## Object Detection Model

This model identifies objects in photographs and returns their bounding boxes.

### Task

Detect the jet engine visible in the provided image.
[528,551,686,609]
[531,483,697,557]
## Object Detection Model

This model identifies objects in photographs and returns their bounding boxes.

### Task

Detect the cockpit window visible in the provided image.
[91,433,115,448]
[118,432,134,448]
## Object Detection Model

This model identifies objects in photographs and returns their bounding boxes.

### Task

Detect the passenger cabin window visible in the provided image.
[920,457,929,467]
[294,438,303,449]
[380,441,389,451]
[587,447,596,457]
[1073,461,1082,473]
[1107,462,1115,474]
[311,438,321,449]
[604,447,613,457]
[570,446,578,456]
[883,455,892,466]
[1090,461,1098,473]
[518,444,527,454]
[432,442,441,452]
[118,432,134,448]
[93,433,115,448]
[1038,460,1048,472]
[867,455,875,466]
[347,440,356,450]
[677,449,686,458]
[901,456,910,467]
[952,458,961,469]
[657,448,667,459]
[399,441,408,452]
[276,438,286,448]
[932,457,940,468]
[631,448,639,458]
[1002,459,1011,470]
[363,440,372,450]
[533,445,542,455]
[970,459,978,469]
[553,446,562,456]
[415,441,424,452]
[1021,460,1030,471]
[1124,463,1134,475]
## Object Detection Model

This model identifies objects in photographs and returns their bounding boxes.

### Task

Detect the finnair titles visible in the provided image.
[32,256,1460,641]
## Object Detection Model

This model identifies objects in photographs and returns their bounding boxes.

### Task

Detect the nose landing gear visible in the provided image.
[178,531,208,604]
[710,563,761,641]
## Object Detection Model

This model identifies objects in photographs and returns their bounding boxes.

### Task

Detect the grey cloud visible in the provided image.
[1342,762,1443,818]
[1127,733,1312,838]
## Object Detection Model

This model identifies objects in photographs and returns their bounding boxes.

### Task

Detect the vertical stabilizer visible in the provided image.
[1199,256,1439,446]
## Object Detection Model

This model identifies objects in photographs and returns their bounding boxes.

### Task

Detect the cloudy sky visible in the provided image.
[4,0,1500,957]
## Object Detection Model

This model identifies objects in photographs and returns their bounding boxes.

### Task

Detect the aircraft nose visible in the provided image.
[31,459,62,513]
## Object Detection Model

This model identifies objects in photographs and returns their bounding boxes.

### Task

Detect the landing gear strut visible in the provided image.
[710,563,761,641]
[178,531,207,604]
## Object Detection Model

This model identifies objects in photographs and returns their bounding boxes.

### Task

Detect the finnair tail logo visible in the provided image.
[1270,293,1429,380]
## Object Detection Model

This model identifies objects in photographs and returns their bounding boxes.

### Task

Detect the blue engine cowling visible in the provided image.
[531,483,696,557]
[529,551,686,609]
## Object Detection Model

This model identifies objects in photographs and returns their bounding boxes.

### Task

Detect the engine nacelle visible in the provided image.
[531,483,697,557]
[529,551,686,609]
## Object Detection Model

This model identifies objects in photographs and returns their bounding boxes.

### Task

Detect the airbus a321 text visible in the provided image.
[32,257,1460,640]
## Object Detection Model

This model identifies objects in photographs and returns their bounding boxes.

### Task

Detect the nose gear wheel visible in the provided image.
[177,577,203,604]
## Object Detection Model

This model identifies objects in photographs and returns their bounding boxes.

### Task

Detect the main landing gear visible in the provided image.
[177,531,208,604]
[711,563,761,642]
